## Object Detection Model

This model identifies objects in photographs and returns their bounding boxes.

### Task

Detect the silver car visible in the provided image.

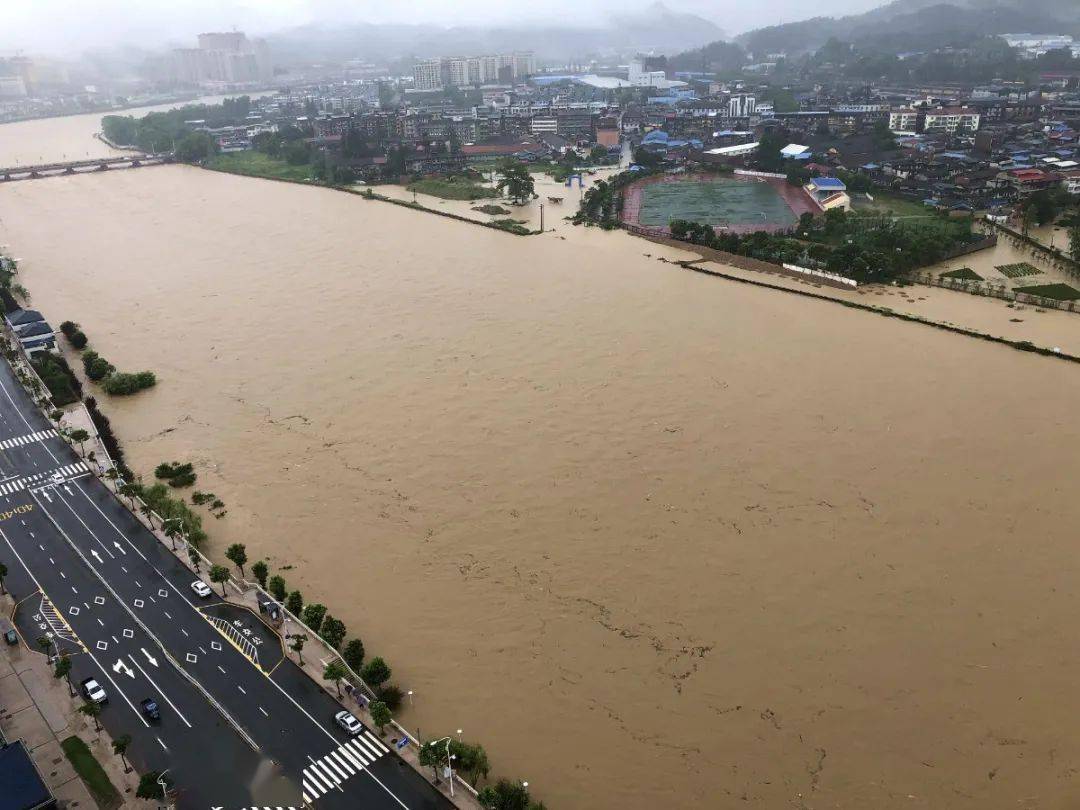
[334,710,362,736]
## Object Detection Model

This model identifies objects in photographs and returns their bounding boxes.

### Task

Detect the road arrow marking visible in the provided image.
[113,541,126,556]
[90,549,103,564]
[141,647,159,667]
[113,658,134,678]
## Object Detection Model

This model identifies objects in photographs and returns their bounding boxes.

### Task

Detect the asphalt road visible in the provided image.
[0,357,452,810]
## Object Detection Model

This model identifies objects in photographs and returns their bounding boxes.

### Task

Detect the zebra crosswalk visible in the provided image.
[0,462,93,497]
[301,730,391,804]
[0,477,26,496]
[0,429,58,451]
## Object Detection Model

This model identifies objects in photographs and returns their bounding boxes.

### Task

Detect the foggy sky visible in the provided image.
[1,0,886,57]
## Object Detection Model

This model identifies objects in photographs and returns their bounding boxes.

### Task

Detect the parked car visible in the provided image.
[141,698,160,722]
[81,677,107,704]
[334,710,362,736]
[190,580,212,598]
[0,617,17,646]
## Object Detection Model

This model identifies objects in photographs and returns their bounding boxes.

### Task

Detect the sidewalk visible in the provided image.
[1,595,146,809]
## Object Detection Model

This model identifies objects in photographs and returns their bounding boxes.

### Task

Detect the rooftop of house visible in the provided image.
[5,308,44,326]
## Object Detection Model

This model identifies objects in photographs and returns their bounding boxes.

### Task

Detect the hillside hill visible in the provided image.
[732,0,1080,58]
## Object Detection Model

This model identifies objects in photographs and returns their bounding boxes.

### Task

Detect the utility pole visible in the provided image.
[539,203,544,232]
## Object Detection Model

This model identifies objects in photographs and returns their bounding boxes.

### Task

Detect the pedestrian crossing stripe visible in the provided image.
[0,429,57,451]
[301,731,391,801]
[0,478,26,496]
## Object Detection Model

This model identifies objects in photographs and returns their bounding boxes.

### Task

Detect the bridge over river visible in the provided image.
[0,153,172,182]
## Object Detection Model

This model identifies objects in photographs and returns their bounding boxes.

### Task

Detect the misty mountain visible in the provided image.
[267,3,724,65]
[734,0,1080,58]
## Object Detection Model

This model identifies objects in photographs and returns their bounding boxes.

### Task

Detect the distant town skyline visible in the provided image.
[2,0,888,58]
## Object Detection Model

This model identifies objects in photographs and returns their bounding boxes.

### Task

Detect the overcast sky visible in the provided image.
[2,0,886,56]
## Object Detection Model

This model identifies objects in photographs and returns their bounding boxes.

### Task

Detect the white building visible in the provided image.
[728,94,756,118]
[923,107,980,134]
[413,59,444,91]
[889,109,920,132]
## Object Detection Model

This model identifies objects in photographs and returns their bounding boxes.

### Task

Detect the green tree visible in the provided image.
[478,779,532,810]
[175,131,218,162]
[209,564,230,596]
[112,734,133,773]
[495,160,535,205]
[419,740,445,782]
[79,700,102,732]
[301,603,327,633]
[342,638,365,671]
[136,771,172,800]
[323,660,348,696]
[69,428,90,455]
[1069,224,1080,263]
[251,560,269,588]
[268,575,287,601]
[0,561,7,594]
[289,632,308,665]
[361,656,391,688]
[285,590,304,615]
[320,615,346,650]
[369,700,391,734]
[54,654,74,695]
[225,543,248,577]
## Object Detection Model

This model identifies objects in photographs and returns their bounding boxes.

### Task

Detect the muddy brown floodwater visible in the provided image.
[3,165,1080,810]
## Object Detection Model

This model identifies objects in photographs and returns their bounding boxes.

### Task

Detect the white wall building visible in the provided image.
[728,94,756,118]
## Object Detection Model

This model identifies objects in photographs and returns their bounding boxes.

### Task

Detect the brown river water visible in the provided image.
[2,125,1080,809]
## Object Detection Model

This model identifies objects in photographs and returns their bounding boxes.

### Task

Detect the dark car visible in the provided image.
[141,698,160,721]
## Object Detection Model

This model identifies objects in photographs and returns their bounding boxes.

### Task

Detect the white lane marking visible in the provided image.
[127,654,193,728]
[303,766,330,794]
[338,742,367,769]
[157,737,168,751]
[237,685,246,695]
[364,730,390,754]
[59,571,66,579]
[198,646,207,654]
[163,611,171,619]
[301,789,313,804]
[0,530,152,724]
[134,580,142,588]
[258,706,268,717]
[322,754,349,780]
[180,628,189,637]
[329,750,355,775]
[353,734,381,759]
[352,738,378,764]
[310,757,341,787]
[217,665,226,675]
[96,619,104,627]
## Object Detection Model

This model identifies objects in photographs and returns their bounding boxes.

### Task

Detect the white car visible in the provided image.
[50,472,64,485]
[334,710,362,736]
[190,580,212,598]
[81,677,108,704]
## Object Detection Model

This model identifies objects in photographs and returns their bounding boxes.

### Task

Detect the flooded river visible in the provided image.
[2,160,1080,809]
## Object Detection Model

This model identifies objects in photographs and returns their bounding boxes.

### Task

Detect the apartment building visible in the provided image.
[412,53,536,91]
[923,107,981,134]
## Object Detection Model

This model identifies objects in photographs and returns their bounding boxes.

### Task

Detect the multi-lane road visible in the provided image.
[0,356,452,810]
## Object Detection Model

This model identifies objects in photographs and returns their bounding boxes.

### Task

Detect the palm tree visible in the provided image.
[139,503,155,528]
[119,482,139,510]
[69,428,90,456]
[36,635,52,660]
[163,521,180,551]
[79,701,102,732]
[54,654,74,696]
[209,564,230,597]
[289,633,307,666]
[112,734,133,773]
[323,660,348,696]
